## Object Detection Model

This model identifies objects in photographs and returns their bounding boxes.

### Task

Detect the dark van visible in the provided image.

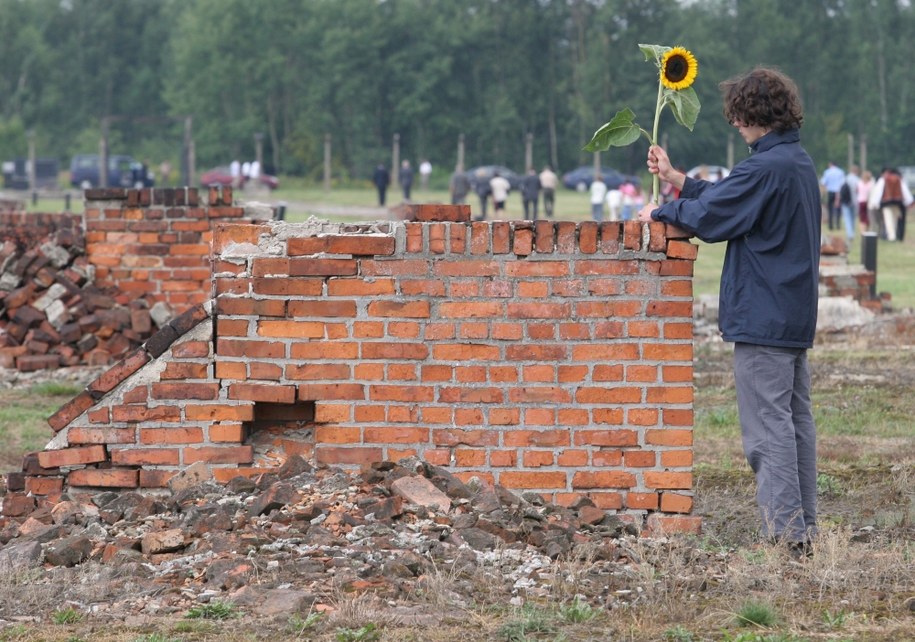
[70,154,154,189]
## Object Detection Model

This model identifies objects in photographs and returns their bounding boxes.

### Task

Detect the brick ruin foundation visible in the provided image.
[3,188,707,534]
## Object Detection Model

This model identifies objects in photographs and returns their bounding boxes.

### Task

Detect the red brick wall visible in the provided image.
[4,202,702,533]
[207,216,698,526]
[83,186,246,312]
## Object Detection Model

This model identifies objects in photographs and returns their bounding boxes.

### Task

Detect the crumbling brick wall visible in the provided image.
[84,186,251,312]
[4,201,702,534]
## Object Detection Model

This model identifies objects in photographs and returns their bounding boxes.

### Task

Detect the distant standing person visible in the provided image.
[399,160,414,200]
[230,160,241,188]
[159,161,172,187]
[520,168,541,220]
[539,165,558,217]
[857,169,874,231]
[419,159,432,190]
[489,171,511,217]
[372,163,390,206]
[589,174,607,221]
[820,161,845,231]
[473,168,490,220]
[450,169,470,204]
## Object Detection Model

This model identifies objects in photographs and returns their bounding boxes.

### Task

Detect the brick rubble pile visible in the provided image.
[0,224,164,371]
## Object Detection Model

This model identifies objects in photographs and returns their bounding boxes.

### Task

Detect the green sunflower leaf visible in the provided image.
[666,87,701,131]
[638,43,669,63]
[583,108,643,152]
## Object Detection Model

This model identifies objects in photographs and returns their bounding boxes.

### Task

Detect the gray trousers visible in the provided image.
[734,343,818,542]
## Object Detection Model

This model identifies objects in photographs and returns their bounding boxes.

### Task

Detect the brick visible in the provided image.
[627,492,659,510]
[297,383,365,400]
[151,382,219,400]
[315,446,384,466]
[523,451,554,467]
[623,450,657,467]
[366,300,431,318]
[498,471,567,489]
[209,423,246,442]
[646,429,693,446]
[160,361,209,380]
[69,468,139,488]
[111,448,180,466]
[184,446,253,465]
[592,450,622,466]
[361,343,429,360]
[411,203,472,222]
[48,391,96,432]
[228,383,296,404]
[643,471,692,490]
[660,492,694,514]
[364,426,429,443]
[645,514,702,536]
[217,297,286,317]
[2,493,36,516]
[648,221,667,252]
[139,427,204,444]
[25,476,64,496]
[666,239,698,260]
[287,300,357,317]
[140,469,175,488]
[327,278,396,296]
[288,257,357,276]
[112,405,181,423]
[184,404,255,422]
[571,471,636,489]
[660,450,693,467]
[38,445,107,469]
[68,427,137,444]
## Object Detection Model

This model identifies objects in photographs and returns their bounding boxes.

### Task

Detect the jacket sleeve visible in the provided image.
[652,163,767,243]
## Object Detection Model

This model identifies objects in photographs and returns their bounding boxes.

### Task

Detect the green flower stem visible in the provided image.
[650,77,664,205]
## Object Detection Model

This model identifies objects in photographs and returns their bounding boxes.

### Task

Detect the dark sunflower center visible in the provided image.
[665,55,689,82]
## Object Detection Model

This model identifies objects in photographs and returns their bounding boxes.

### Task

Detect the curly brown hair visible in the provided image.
[719,67,804,132]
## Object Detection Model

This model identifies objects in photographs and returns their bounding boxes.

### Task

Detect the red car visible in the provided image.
[199,166,279,191]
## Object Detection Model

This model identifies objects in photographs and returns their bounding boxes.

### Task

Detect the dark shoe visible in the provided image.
[787,540,813,559]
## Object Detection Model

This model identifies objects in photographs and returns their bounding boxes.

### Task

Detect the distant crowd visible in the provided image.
[819,162,912,243]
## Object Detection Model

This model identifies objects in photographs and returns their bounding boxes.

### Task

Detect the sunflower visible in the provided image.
[660,47,698,91]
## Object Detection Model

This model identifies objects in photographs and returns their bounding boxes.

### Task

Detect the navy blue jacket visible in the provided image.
[652,129,821,348]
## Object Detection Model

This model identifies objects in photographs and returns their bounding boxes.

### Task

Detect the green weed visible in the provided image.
[734,601,778,628]
[559,596,596,623]
[497,604,556,641]
[184,600,238,620]
[288,611,323,635]
[664,624,696,641]
[334,622,381,642]
[51,607,83,625]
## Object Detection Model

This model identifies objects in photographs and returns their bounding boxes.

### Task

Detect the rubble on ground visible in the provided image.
[0,457,656,621]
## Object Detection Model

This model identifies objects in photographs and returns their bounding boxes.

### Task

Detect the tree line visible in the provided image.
[1,0,913,184]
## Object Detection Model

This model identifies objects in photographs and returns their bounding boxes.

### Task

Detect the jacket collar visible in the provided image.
[751,128,800,154]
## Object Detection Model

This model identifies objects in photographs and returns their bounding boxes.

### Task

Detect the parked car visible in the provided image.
[2,157,59,190]
[70,154,154,189]
[199,166,279,191]
[561,166,640,191]
[464,165,522,194]
[686,164,730,182]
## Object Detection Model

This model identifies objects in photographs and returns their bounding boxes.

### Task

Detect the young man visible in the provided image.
[638,67,821,553]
